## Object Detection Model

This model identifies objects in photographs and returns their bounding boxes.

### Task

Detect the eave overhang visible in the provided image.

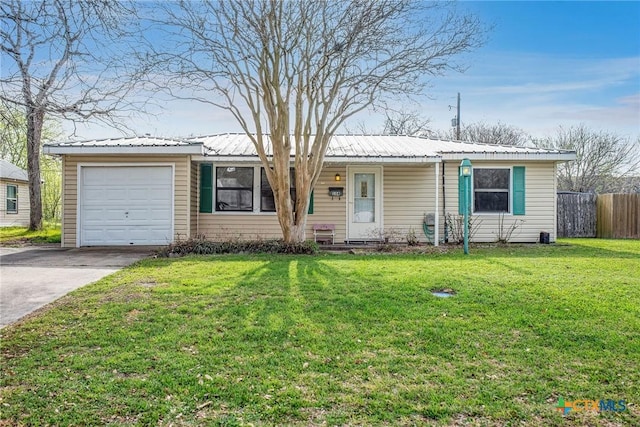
[43,144,203,155]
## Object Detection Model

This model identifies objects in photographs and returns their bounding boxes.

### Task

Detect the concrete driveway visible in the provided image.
[0,246,152,328]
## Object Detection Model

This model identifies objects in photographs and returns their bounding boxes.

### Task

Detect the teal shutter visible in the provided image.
[458,167,465,215]
[513,166,525,215]
[308,190,314,214]
[199,163,213,213]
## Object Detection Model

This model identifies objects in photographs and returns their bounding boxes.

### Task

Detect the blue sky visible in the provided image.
[418,0,640,139]
[69,0,640,141]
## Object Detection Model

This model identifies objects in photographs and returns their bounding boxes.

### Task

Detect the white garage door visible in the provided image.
[80,166,173,246]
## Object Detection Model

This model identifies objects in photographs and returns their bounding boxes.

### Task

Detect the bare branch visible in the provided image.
[442,121,531,146]
[1,0,151,229]
[147,0,486,242]
[537,125,640,193]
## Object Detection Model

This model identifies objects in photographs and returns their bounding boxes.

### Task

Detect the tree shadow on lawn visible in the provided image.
[110,256,483,422]
[3,254,638,426]
[186,255,639,424]
[202,257,467,421]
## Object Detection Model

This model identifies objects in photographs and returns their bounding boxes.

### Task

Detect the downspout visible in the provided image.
[442,160,448,242]
[196,162,200,237]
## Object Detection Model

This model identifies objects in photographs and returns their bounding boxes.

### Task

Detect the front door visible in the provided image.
[347,166,382,241]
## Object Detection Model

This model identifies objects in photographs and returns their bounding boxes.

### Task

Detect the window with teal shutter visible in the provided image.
[199,163,213,213]
[512,166,525,215]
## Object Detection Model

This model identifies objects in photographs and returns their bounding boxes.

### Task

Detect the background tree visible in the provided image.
[155,0,484,243]
[344,108,433,136]
[1,105,63,222]
[382,110,433,136]
[537,125,640,193]
[0,0,146,230]
[0,105,27,168]
[445,121,530,146]
[40,157,63,222]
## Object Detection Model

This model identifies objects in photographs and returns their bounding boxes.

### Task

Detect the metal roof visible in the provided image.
[44,133,575,162]
[47,136,195,147]
[191,133,575,162]
[44,136,203,155]
[0,159,28,181]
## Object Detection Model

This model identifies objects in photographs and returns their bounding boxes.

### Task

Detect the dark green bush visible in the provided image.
[157,237,319,257]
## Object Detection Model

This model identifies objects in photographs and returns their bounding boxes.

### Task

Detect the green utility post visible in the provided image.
[460,158,472,255]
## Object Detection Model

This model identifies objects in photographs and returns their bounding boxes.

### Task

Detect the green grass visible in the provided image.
[1,239,638,426]
[0,224,61,244]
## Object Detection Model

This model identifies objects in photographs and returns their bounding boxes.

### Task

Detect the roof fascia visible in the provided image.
[193,155,441,164]
[43,145,203,155]
[439,152,576,162]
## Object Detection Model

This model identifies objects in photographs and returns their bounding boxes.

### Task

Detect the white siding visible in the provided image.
[383,165,435,243]
[442,161,558,243]
[195,166,348,242]
[194,161,557,244]
[59,157,559,246]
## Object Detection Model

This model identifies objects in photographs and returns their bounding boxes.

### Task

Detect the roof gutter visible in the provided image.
[192,154,441,164]
[439,152,576,162]
[43,144,204,155]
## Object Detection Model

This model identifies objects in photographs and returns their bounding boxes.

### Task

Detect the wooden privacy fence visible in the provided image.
[557,192,597,237]
[597,193,640,239]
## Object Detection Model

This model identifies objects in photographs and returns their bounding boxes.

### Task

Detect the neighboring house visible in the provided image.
[44,134,575,247]
[0,159,30,227]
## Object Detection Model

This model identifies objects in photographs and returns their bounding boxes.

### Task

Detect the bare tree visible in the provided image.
[1,0,146,230]
[444,121,530,146]
[154,0,484,243]
[537,125,640,193]
[344,109,432,135]
[383,110,433,136]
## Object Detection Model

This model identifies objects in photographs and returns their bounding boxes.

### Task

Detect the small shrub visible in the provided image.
[406,227,419,246]
[367,227,403,246]
[445,213,482,244]
[157,237,319,257]
[495,212,525,243]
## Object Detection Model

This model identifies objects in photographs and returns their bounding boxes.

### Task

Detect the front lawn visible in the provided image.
[1,239,638,426]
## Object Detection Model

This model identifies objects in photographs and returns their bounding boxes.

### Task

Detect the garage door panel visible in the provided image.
[150,209,172,220]
[83,228,129,245]
[83,189,108,203]
[127,208,172,222]
[80,166,173,246]
[129,227,173,243]
[129,187,171,198]
[83,208,109,222]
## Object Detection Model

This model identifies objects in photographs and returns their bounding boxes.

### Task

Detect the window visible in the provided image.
[260,168,296,212]
[216,167,253,211]
[6,185,18,214]
[201,164,313,214]
[473,169,510,213]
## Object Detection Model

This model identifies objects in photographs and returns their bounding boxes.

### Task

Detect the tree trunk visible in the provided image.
[270,156,313,244]
[26,107,44,231]
[281,222,307,244]
[273,179,310,245]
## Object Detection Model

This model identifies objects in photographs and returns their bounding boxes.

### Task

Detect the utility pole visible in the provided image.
[449,92,461,140]
[456,92,461,140]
